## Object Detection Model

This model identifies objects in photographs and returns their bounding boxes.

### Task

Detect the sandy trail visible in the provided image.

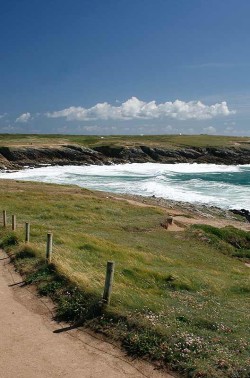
[110,195,250,232]
[172,215,250,232]
[0,250,174,378]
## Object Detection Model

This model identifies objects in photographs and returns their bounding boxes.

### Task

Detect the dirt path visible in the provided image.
[0,250,174,378]
[110,195,250,232]
[172,215,250,232]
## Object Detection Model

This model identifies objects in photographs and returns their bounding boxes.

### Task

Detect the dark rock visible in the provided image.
[93,145,125,158]
[178,148,202,159]
[230,209,250,222]
[0,144,249,170]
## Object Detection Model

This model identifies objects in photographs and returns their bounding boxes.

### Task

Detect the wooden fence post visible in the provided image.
[3,210,7,228]
[25,223,30,243]
[46,232,53,263]
[102,261,115,305]
[12,215,16,231]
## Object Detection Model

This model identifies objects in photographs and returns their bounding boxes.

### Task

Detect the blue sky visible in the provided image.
[1,0,250,135]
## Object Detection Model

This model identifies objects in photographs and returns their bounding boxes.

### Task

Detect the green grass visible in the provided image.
[0,133,250,149]
[0,179,249,377]
[192,225,250,259]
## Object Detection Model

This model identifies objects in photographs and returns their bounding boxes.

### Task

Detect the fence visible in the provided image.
[1,210,114,305]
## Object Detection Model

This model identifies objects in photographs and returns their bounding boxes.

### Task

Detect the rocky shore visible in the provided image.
[0,144,250,170]
[98,192,249,232]
[109,192,250,223]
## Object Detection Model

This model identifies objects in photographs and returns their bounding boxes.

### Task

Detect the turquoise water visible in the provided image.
[0,163,249,210]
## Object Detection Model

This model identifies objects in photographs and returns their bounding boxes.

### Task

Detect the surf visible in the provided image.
[0,163,249,210]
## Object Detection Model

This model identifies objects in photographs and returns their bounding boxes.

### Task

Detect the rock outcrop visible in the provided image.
[230,209,250,222]
[0,144,249,170]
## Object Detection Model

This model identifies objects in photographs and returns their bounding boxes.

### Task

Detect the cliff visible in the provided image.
[0,144,250,170]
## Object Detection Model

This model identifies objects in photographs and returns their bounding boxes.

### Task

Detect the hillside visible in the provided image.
[0,180,249,377]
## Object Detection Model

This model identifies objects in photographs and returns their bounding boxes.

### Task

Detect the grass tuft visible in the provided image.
[0,232,19,248]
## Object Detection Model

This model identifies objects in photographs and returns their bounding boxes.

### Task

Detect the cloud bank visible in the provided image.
[46,97,235,122]
[15,112,31,123]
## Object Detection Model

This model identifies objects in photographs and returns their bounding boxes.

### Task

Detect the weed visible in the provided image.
[56,288,102,322]
[123,328,165,359]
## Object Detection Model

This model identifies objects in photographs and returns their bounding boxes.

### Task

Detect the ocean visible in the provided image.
[0,163,250,210]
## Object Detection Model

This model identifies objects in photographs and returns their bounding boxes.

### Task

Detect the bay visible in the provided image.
[0,163,250,210]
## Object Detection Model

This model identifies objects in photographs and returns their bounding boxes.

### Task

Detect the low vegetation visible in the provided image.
[192,224,250,259]
[0,180,249,377]
[0,133,250,149]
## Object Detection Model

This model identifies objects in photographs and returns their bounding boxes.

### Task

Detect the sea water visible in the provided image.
[0,163,249,210]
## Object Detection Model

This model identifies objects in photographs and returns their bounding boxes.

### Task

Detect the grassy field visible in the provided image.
[0,179,249,377]
[0,133,250,149]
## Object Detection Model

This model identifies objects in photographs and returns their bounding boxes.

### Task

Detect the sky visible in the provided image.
[1,0,250,136]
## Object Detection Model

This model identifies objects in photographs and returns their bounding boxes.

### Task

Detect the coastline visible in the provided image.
[98,191,250,231]
[1,143,250,170]
[1,160,250,226]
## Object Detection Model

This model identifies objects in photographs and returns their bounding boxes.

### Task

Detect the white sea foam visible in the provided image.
[0,163,249,210]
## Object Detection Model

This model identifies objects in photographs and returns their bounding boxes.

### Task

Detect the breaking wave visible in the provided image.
[0,163,249,210]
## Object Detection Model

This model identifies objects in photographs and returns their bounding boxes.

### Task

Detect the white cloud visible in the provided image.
[0,113,7,119]
[46,97,235,122]
[15,112,31,123]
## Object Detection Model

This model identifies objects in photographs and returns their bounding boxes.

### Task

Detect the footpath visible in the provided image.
[0,249,174,378]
